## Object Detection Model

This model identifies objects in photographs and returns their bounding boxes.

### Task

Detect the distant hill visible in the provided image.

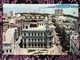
[46,4,78,8]
[63,14,78,19]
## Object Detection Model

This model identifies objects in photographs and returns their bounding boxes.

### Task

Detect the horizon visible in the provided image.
[3,4,78,17]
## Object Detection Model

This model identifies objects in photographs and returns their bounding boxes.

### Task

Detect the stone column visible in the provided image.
[22,40,24,48]
[36,43,38,48]
[30,43,32,48]
[26,39,27,48]
[43,43,44,48]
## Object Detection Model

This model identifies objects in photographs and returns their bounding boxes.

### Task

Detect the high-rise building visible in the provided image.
[55,9,63,23]
[55,9,63,17]
[10,10,15,17]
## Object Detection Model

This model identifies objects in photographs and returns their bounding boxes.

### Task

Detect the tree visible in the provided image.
[52,19,56,23]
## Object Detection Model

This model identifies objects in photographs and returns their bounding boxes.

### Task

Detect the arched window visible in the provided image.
[35,33,36,36]
[29,43,30,46]
[29,39,30,41]
[38,43,40,46]
[32,33,33,36]
[41,33,42,36]
[50,42,52,46]
[32,39,33,41]
[28,33,30,36]
[38,39,39,41]
[26,26,28,29]
[10,49,11,52]
[41,43,43,46]
[50,32,52,35]
[6,50,8,53]
[35,39,36,41]
[41,39,42,41]
[38,33,39,36]
[24,33,26,36]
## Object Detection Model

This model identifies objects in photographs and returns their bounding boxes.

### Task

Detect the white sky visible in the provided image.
[3,4,78,17]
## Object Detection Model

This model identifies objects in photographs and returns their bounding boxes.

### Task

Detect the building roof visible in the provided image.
[3,28,17,44]
[23,25,46,31]
[23,24,55,31]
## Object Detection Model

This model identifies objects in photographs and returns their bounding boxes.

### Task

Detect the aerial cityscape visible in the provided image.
[3,4,79,55]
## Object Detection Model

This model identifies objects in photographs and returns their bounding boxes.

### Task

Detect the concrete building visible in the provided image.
[55,9,63,23]
[55,9,63,16]
[21,17,55,48]
[22,13,45,21]
[70,40,79,55]
[3,28,18,55]
[10,10,15,17]
[70,32,79,55]
[62,21,79,55]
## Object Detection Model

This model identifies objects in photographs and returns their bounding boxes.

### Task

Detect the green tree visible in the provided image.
[52,19,56,23]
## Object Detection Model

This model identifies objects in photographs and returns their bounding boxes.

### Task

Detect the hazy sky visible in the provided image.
[3,4,78,17]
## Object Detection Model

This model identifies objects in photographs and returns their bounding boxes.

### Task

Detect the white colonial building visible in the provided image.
[21,17,55,48]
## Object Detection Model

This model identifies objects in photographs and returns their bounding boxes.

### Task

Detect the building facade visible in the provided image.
[55,9,63,23]
[3,28,18,55]
[10,10,15,17]
[21,17,55,48]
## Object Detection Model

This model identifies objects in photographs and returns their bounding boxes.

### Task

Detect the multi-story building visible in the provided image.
[55,9,63,16]
[3,28,18,55]
[20,17,55,48]
[61,19,79,55]
[55,9,63,23]
[70,32,79,55]
[10,10,15,17]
